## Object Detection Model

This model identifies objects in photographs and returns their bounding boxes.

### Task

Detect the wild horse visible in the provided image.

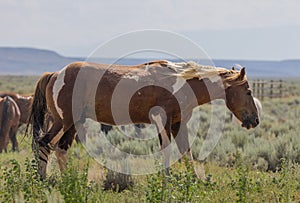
[0,96,20,152]
[29,60,259,178]
[0,92,32,125]
[0,92,32,151]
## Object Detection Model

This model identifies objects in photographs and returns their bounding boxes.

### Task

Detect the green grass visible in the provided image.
[0,75,300,202]
[0,75,38,95]
[0,145,299,202]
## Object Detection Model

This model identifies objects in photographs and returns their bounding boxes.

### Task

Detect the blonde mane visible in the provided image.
[164,61,248,87]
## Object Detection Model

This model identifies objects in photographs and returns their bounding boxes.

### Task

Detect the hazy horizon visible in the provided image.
[2,46,299,62]
[1,1,300,61]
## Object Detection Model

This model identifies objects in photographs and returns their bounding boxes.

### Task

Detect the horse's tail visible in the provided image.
[26,72,54,144]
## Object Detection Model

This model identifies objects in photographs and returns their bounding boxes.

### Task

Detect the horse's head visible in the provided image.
[224,67,259,129]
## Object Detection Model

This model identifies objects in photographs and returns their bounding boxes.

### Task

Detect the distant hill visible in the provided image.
[0,47,299,78]
[0,47,82,75]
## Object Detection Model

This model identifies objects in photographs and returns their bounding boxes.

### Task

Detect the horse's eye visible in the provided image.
[247,90,252,96]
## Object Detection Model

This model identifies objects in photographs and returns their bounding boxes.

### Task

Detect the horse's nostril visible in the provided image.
[255,118,259,125]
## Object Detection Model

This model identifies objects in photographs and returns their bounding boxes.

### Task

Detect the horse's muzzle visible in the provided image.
[241,114,259,129]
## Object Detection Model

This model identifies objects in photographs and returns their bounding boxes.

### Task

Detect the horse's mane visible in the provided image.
[157,60,248,87]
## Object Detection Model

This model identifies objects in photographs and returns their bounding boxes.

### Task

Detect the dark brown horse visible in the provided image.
[0,92,33,151]
[0,92,32,125]
[29,60,259,178]
[0,96,20,152]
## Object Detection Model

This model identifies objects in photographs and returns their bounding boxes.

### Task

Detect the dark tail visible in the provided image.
[26,72,54,145]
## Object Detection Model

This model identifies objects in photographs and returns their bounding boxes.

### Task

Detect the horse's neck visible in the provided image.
[187,77,226,105]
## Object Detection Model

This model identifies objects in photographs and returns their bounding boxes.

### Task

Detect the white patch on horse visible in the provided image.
[253,97,262,119]
[172,77,186,94]
[145,63,150,72]
[53,67,67,119]
[207,75,221,83]
[166,61,183,70]
[49,128,64,147]
[151,114,164,132]
[123,74,139,82]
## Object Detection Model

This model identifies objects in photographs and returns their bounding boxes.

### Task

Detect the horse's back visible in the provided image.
[0,96,20,128]
[0,92,19,101]
[46,61,179,125]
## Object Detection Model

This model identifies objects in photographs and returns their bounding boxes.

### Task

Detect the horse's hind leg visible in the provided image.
[171,122,205,180]
[55,124,77,172]
[9,125,19,152]
[0,124,11,153]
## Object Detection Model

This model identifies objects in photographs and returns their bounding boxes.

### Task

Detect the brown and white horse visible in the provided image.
[29,60,259,178]
[0,96,20,152]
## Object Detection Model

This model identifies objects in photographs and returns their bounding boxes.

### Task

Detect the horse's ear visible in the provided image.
[239,67,246,80]
[231,67,235,71]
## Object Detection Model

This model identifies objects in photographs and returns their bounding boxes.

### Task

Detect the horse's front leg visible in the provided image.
[36,122,63,179]
[55,124,77,172]
[152,114,172,176]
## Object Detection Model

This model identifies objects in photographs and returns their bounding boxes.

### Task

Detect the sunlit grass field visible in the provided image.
[0,75,300,202]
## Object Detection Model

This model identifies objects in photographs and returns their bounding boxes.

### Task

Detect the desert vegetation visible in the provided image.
[0,76,299,202]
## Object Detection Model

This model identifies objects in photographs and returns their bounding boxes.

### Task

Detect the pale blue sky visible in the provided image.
[1,0,300,60]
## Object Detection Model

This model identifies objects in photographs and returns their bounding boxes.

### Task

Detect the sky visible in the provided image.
[1,0,300,60]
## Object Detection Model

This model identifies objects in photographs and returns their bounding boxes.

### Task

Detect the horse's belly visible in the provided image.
[93,95,154,125]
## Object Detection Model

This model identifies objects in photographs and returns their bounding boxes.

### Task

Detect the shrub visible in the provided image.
[103,169,134,192]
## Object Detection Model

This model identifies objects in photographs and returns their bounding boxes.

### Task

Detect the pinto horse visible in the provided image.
[0,96,20,152]
[29,60,259,178]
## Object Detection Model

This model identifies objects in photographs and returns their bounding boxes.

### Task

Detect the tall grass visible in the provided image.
[0,76,299,202]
